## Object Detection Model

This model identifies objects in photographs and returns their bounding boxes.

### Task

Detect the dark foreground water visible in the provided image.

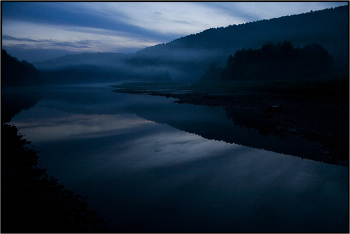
[7,84,348,232]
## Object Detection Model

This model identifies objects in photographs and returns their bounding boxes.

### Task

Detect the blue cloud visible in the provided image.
[198,2,257,23]
[3,34,96,49]
[2,1,347,63]
[2,2,180,42]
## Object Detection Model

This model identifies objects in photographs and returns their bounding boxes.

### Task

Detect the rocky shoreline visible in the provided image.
[113,85,349,166]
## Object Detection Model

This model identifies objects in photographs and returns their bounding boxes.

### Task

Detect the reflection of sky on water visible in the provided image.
[9,85,348,232]
[12,104,242,170]
[13,111,153,142]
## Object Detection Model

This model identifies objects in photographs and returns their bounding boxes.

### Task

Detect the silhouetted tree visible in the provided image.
[299,43,334,76]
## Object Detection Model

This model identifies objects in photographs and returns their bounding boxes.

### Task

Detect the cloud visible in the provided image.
[2,2,347,62]
[2,35,43,43]
[108,2,241,35]
[2,2,181,42]
[2,35,96,49]
[199,2,347,23]
[2,20,162,54]
[3,2,347,39]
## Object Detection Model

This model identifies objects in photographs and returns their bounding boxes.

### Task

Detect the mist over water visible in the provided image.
[7,85,348,232]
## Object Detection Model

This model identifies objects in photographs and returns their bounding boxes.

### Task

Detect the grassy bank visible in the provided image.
[1,123,108,232]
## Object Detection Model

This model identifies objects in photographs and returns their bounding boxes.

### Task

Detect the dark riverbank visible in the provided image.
[112,80,349,166]
[1,123,108,232]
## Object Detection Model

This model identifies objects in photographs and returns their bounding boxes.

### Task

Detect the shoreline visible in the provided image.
[1,123,109,232]
[113,84,349,166]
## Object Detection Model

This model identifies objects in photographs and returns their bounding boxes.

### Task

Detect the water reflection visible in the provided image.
[3,84,341,164]
[225,106,279,136]
[4,85,336,164]
[2,87,43,123]
[119,94,330,164]
[7,85,349,232]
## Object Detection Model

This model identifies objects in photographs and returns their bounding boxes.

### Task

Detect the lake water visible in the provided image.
[6,84,348,232]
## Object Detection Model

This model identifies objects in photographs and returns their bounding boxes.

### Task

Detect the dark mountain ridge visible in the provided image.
[2,49,45,86]
[134,5,348,80]
[34,5,348,83]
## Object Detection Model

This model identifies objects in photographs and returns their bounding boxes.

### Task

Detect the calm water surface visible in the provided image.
[8,85,349,232]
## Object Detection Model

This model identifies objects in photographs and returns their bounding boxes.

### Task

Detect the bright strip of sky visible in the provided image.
[1,2,347,62]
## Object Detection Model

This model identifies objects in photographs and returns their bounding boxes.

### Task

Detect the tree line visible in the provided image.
[139,5,347,81]
[202,41,334,81]
[2,49,45,86]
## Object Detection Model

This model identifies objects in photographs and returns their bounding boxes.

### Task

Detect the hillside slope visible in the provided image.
[34,5,348,83]
[2,50,45,86]
[135,5,348,81]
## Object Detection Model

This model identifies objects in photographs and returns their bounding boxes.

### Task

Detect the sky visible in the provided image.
[2,1,347,62]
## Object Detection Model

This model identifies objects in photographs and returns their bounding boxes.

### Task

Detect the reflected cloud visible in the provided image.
[117,130,244,170]
[11,113,154,142]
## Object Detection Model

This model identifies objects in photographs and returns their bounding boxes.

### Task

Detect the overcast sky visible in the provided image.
[2,1,347,62]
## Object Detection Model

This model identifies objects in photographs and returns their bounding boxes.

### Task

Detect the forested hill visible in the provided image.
[141,6,347,53]
[133,5,348,80]
[2,50,45,86]
[34,5,348,83]
[202,41,335,82]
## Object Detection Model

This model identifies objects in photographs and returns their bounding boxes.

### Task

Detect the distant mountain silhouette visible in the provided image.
[34,5,348,83]
[2,50,45,86]
[34,53,173,84]
[34,52,127,70]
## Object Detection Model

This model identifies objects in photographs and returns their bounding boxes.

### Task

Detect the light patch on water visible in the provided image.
[11,111,154,142]
[116,130,243,169]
